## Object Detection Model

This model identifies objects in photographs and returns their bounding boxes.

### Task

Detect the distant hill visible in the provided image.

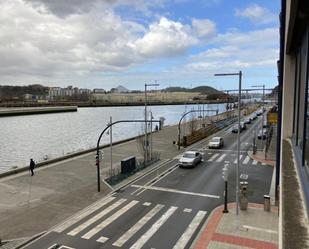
[163,85,222,94]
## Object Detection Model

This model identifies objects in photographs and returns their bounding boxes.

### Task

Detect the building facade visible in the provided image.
[279,0,309,247]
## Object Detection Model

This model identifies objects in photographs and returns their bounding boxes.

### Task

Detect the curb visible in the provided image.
[247,151,275,166]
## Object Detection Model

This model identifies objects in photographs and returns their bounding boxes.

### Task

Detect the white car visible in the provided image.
[208,137,224,149]
[178,151,202,168]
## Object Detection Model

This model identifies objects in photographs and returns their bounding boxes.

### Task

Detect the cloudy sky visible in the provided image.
[0,0,280,90]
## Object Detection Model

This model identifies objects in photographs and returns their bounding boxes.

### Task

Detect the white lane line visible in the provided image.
[113,204,164,247]
[143,202,152,206]
[252,160,258,165]
[130,206,178,249]
[172,211,207,249]
[82,200,139,240]
[54,196,115,232]
[262,162,266,165]
[242,156,250,165]
[131,185,220,199]
[97,236,109,243]
[135,165,179,196]
[233,155,243,164]
[215,154,226,162]
[207,153,219,162]
[183,208,192,213]
[67,198,126,236]
[243,225,278,234]
[59,246,75,249]
[207,152,213,155]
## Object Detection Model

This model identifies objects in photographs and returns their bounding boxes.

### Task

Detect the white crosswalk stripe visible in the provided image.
[130,206,178,249]
[252,160,258,165]
[242,156,250,165]
[215,154,226,162]
[207,153,219,162]
[54,196,115,233]
[233,155,243,164]
[113,204,164,247]
[82,200,139,240]
[172,211,207,249]
[67,198,126,236]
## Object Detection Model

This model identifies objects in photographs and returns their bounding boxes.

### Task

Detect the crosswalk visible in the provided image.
[206,152,266,166]
[52,198,207,249]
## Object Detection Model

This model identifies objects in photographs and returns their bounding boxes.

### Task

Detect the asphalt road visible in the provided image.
[24,115,274,249]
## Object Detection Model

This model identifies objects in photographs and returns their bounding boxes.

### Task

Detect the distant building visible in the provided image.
[93,88,106,94]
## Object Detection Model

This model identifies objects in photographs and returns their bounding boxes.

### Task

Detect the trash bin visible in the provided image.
[240,181,248,210]
[264,195,270,211]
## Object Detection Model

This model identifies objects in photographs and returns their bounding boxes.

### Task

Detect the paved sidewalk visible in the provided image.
[193,203,279,249]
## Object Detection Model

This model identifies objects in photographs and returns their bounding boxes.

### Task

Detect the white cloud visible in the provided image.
[191,18,216,39]
[135,17,197,57]
[182,28,279,74]
[235,4,277,25]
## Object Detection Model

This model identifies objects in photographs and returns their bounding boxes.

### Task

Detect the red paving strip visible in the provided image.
[193,206,224,249]
[248,152,275,166]
[193,203,278,249]
[212,232,278,249]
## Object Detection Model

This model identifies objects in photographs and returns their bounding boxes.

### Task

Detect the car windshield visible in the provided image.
[183,153,195,158]
[211,138,220,142]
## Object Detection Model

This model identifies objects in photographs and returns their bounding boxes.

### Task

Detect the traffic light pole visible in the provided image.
[96,119,161,192]
[223,181,228,213]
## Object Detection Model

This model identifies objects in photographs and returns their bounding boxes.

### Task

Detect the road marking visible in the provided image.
[172,211,207,249]
[54,196,115,233]
[207,153,219,162]
[113,204,164,247]
[262,162,266,165]
[134,165,179,196]
[233,155,243,164]
[131,185,220,199]
[82,200,139,240]
[243,225,278,234]
[242,156,250,165]
[207,152,213,155]
[183,208,192,213]
[143,202,152,206]
[252,160,258,165]
[97,236,109,243]
[216,154,226,162]
[130,206,178,249]
[67,198,126,236]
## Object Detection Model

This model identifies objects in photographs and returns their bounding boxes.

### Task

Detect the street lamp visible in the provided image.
[252,84,265,157]
[214,71,242,216]
[145,83,159,164]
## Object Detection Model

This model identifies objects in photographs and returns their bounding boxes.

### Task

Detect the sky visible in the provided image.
[0,0,280,91]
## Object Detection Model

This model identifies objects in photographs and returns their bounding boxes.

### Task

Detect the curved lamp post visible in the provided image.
[96,119,161,192]
[178,109,218,150]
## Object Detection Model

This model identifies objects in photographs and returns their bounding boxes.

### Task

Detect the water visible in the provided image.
[0,104,226,171]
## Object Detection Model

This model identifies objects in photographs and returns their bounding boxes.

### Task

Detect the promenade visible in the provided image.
[0,123,183,240]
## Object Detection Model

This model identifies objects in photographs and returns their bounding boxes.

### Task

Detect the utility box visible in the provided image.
[240,181,248,210]
[264,195,271,211]
[121,156,136,174]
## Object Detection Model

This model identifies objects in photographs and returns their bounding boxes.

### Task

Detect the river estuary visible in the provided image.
[0,104,226,172]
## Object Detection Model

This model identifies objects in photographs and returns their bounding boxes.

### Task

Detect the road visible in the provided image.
[24,115,273,249]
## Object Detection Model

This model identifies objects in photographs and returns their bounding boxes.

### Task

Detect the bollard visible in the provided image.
[264,195,271,211]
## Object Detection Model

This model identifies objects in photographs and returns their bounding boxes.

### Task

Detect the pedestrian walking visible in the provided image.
[29,158,35,176]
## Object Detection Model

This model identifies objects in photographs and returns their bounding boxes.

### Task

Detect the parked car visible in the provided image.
[244,118,251,124]
[178,151,202,168]
[208,137,224,149]
[257,129,268,139]
[240,121,246,130]
[232,125,241,133]
[256,110,262,116]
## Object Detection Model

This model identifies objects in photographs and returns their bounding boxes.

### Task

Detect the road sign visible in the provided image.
[222,165,228,181]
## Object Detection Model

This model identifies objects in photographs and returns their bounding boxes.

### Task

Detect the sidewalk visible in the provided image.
[193,203,279,249]
[0,123,186,241]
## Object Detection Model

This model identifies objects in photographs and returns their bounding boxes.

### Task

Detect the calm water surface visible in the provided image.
[0,104,226,171]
